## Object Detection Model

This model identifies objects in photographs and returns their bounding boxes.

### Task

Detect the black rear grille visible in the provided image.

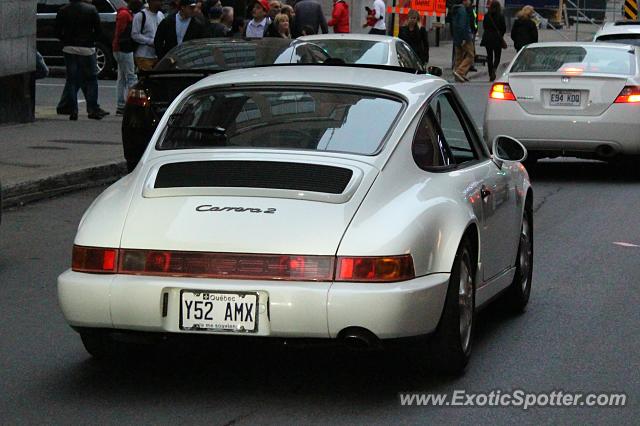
[154,161,354,194]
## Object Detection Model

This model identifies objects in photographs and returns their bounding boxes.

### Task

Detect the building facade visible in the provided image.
[0,0,37,124]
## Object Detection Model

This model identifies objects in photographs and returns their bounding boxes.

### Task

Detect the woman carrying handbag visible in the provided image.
[480,0,506,81]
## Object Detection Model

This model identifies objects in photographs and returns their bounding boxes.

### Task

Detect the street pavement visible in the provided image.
[1,160,638,424]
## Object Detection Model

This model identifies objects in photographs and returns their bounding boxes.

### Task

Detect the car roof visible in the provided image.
[596,21,640,36]
[524,41,637,50]
[297,34,397,44]
[188,65,445,104]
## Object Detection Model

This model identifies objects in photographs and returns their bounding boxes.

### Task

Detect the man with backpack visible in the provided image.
[113,0,143,115]
[132,0,165,71]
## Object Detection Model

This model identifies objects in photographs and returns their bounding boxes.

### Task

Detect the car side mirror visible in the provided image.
[427,66,443,77]
[492,135,527,162]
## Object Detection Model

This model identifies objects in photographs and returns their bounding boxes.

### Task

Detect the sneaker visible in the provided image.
[453,71,466,83]
[115,107,125,115]
[69,112,78,121]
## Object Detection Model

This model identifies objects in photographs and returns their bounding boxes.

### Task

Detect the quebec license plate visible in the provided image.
[180,291,258,333]
[549,90,581,106]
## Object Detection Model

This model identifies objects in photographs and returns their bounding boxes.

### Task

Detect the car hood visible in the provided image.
[118,153,380,255]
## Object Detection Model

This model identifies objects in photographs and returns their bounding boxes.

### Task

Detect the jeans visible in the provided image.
[486,46,502,79]
[114,51,137,110]
[58,53,99,114]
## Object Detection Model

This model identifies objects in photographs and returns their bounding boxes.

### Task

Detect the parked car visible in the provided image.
[593,20,640,46]
[36,0,124,79]
[59,63,533,374]
[296,33,426,72]
[484,42,640,165]
[122,38,330,171]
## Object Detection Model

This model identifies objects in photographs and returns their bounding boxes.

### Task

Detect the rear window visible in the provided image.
[510,46,635,75]
[158,88,404,155]
[595,34,640,47]
[154,40,327,71]
[308,40,389,65]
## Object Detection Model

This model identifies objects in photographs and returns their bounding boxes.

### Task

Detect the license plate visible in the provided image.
[180,291,258,333]
[549,90,581,106]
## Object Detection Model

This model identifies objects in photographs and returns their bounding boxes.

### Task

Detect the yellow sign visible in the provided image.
[624,0,638,20]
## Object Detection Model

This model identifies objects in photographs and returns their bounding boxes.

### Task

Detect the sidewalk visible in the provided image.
[0,28,591,209]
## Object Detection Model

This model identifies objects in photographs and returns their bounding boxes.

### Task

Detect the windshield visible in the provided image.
[510,46,635,75]
[308,40,389,65]
[596,34,640,47]
[154,40,328,71]
[158,88,404,155]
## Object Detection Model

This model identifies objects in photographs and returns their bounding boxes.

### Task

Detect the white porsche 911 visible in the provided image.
[58,65,533,373]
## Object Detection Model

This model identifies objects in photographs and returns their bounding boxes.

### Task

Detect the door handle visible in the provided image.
[481,186,492,199]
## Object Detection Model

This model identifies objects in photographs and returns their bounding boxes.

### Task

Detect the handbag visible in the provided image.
[487,14,507,50]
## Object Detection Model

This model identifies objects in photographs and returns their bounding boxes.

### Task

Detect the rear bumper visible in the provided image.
[485,101,640,155]
[58,271,450,340]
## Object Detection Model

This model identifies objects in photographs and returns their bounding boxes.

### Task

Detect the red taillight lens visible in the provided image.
[126,89,148,107]
[72,245,118,273]
[335,255,415,282]
[118,250,335,281]
[490,83,516,101]
[614,86,640,103]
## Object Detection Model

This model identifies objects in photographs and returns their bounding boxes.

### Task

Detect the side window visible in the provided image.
[412,108,452,169]
[39,0,67,13]
[93,0,116,13]
[429,93,478,165]
[396,42,416,69]
[397,41,422,70]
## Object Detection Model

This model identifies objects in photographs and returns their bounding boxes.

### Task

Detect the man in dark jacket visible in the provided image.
[451,0,473,82]
[293,0,328,37]
[55,0,110,120]
[154,0,211,60]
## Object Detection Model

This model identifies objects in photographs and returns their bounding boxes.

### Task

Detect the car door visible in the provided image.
[429,90,518,281]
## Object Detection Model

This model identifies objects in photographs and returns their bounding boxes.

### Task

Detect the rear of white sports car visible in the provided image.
[58,76,452,355]
[484,43,640,160]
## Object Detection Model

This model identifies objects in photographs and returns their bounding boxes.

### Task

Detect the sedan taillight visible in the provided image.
[490,83,516,101]
[614,86,640,103]
[127,89,149,107]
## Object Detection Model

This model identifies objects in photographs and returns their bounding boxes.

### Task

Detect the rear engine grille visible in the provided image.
[154,161,354,194]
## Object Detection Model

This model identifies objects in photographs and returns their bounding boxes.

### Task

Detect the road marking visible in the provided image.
[613,241,640,248]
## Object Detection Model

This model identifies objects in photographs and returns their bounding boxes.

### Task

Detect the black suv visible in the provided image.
[36,0,126,79]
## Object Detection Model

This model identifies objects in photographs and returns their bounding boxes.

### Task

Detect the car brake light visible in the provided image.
[614,86,640,103]
[72,245,117,273]
[335,255,414,282]
[118,249,335,281]
[127,89,148,107]
[490,83,516,101]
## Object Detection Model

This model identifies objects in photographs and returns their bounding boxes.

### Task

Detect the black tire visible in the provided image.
[95,42,115,79]
[429,239,476,375]
[80,332,112,359]
[503,206,533,313]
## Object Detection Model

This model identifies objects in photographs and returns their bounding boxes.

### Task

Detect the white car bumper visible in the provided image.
[57,270,449,340]
[485,101,640,155]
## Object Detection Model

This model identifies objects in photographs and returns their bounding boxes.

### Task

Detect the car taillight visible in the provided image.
[614,86,640,103]
[490,83,516,101]
[335,255,415,282]
[127,89,148,107]
[72,245,117,273]
[118,249,335,281]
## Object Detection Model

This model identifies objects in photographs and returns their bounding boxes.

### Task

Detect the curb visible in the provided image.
[2,161,127,209]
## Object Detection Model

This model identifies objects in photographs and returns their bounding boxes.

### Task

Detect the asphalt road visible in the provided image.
[1,83,638,424]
